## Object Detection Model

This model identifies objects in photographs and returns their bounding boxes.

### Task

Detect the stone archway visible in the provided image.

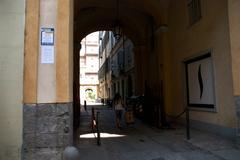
[21,0,240,159]
[1,0,239,159]
[72,0,171,129]
[22,0,170,159]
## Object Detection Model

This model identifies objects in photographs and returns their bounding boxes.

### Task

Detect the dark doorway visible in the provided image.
[127,75,133,97]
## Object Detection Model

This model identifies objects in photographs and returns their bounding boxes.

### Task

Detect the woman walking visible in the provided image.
[113,93,124,128]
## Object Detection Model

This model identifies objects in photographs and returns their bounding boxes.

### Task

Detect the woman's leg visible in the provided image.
[115,110,121,128]
[115,110,120,128]
[118,110,123,128]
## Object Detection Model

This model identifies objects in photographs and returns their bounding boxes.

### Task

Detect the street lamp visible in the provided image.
[113,23,122,40]
[113,0,122,40]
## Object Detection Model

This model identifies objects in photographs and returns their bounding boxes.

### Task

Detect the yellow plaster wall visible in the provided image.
[154,30,173,115]
[37,0,58,103]
[0,0,25,159]
[56,0,73,102]
[24,0,73,103]
[24,0,39,103]
[228,0,240,96]
[168,0,236,128]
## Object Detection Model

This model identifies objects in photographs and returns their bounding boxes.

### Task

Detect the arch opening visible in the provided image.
[72,0,168,139]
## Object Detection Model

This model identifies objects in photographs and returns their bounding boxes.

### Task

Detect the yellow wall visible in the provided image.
[24,0,39,103]
[56,0,74,103]
[0,0,25,159]
[228,0,240,96]
[37,0,57,103]
[23,0,73,104]
[167,0,236,128]
[20,0,240,148]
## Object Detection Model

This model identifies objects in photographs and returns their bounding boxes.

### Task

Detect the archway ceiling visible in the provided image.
[74,0,170,44]
[75,0,170,24]
[74,7,153,45]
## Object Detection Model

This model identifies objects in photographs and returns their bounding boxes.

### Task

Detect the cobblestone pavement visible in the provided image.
[76,105,240,160]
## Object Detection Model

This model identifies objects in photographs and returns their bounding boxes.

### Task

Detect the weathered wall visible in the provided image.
[228,0,240,96]
[22,0,74,159]
[24,0,39,103]
[37,0,57,103]
[56,0,74,103]
[228,0,240,143]
[24,0,73,104]
[168,0,236,130]
[0,0,25,159]
[22,103,73,160]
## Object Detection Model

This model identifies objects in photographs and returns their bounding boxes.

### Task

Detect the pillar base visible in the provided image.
[22,103,73,160]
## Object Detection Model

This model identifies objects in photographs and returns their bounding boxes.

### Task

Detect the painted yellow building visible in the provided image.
[0,0,24,159]
[1,0,240,159]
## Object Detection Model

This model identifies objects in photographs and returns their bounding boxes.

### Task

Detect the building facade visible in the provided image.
[98,31,111,102]
[98,31,135,102]
[80,32,99,104]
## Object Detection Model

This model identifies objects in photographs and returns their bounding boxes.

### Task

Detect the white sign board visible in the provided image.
[41,28,54,45]
[41,46,54,64]
[40,28,55,64]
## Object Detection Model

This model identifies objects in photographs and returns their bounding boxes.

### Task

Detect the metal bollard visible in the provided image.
[84,100,87,111]
[96,111,101,146]
[91,108,95,131]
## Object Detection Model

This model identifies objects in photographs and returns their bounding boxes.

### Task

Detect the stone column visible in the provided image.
[23,0,74,159]
[23,103,73,160]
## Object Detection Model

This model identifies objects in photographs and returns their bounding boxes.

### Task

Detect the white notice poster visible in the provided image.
[41,45,54,64]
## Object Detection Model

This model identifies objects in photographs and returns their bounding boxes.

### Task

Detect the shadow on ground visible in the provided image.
[75,105,240,160]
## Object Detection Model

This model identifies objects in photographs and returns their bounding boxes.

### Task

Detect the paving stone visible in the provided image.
[37,104,57,117]
[23,104,37,134]
[151,158,165,160]
[35,133,58,148]
[179,150,224,160]
[37,117,58,133]
[57,134,70,147]
[76,105,240,160]
[212,149,240,160]
[34,148,62,160]
[56,103,71,116]
[22,148,36,160]
[23,133,36,148]
[57,117,70,134]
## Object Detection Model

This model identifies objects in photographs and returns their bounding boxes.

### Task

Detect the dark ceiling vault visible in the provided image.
[74,0,170,44]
